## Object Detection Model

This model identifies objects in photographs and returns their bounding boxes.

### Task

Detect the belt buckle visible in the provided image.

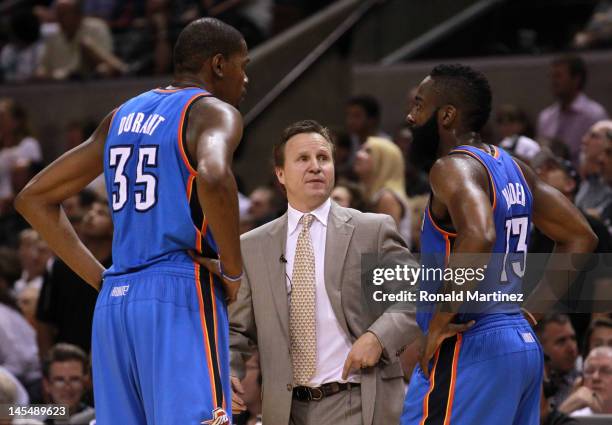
[295,387,309,401]
[310,387,323,401]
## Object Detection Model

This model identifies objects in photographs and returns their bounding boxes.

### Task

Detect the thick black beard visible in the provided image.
[409,109,441,173]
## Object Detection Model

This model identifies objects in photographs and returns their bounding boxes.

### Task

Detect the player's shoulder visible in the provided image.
[190,96,240,119]
[430,153,480,177]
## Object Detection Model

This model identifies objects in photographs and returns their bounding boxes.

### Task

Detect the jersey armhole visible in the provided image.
[177,94,210,176]
[449,149,497,211]
[511,158,534,201]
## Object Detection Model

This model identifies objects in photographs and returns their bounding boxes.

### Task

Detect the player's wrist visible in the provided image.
[219,262,243,282]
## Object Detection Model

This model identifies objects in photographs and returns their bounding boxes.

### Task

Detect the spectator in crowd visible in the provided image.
[0,366,29,405]
[36,0,127,80]
[0,98,42,206]
[575,120,612,218]
[0,248,21,310]
[82,0,121,21]
[233,350,262,425]
[247,185,278,227]
[531,152,611,255]
[535,313,580,408]
[558,346,612,416]
[540,137,573,162]
[573,0,612,49]
[542,385,579,425]
[0,247,42,402]
[42,343,95,423]
[495,104,541,162]
[37,199,112,355]
[13,230,51,299]
[63,119,97,152]
[345,95,391,174]
[354,136,412,246]
[330,180,365,211]
[0,9,45,83]
[0,161,37,249]
[541,359,579,425]
[600,127,612,233]
[330,129,357,182]
[582,319,612,359]
[0,369,18,423]
[346,95,391,147]
[529,153,611,339]
[536,55,608,165]
[393,124,429,197]
[61,188,98,237]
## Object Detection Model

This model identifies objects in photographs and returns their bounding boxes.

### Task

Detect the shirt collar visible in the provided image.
[558,92,587,113]
[287,198,331,236]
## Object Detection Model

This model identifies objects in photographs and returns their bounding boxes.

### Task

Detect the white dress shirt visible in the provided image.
[285,198,358,386]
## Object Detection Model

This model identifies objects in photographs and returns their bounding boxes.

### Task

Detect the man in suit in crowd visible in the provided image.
[228,120,423,425]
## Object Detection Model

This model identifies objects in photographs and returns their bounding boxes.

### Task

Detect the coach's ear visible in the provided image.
[440,105,457,128]
[211,53,226,78]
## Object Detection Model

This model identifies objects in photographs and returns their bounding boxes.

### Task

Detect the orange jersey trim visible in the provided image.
[177,93,208,176]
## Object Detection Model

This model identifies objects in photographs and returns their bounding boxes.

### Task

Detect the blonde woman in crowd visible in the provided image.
[354,136,412,247]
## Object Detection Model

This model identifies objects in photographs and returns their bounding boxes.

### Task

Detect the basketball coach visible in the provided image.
[228,120,423,425]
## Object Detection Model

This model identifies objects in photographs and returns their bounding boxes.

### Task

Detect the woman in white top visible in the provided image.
[354,136,412,247]
[495,104,541,162]
[0,98,42,202]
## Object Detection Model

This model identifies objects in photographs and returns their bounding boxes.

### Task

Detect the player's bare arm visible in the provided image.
[419,154,493,375]
[515,158,598,321]
[14,110,116,291]
[186,96,243,302]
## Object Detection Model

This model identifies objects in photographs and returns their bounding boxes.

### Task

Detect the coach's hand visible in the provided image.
[342,331,383,380]
[230,376,247,414]
[420,319,474,379]
[188,251,241,304]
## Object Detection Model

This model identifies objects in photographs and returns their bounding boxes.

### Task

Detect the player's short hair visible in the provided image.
[273,120,334,167]
[43,343,89,378]
[429,64,492,132]
[552,54,587,90]
[173,18,244,74]
[347,95,381,120]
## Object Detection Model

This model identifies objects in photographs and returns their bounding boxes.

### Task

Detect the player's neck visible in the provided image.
[440,130,488,156]
[169,75,209,91]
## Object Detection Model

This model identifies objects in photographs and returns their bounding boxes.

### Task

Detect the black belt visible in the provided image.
[292,382,360,401]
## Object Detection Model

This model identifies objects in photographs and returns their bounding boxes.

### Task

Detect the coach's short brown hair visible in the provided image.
[273,120,334,167]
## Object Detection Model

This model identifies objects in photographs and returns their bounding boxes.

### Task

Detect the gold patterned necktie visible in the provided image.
[289,213,317,385]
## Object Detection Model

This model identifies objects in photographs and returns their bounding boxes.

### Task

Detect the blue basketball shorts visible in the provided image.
[92,262,231,425]
[401,313,543,425]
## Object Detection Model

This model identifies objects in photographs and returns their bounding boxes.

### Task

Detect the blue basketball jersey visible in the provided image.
[103,87,218,276]
[417,145,533,332]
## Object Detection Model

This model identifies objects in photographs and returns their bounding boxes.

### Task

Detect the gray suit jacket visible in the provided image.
[229,202,421,425]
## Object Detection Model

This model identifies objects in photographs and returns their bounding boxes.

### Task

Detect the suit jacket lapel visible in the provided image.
[265,213,290,343]
[324,202,354,337]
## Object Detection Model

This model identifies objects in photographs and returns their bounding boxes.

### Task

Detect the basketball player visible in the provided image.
[15,18,248,425]
[400,65,597,425]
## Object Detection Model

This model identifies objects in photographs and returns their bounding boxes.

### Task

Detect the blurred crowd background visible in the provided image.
[1,0,612,424]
